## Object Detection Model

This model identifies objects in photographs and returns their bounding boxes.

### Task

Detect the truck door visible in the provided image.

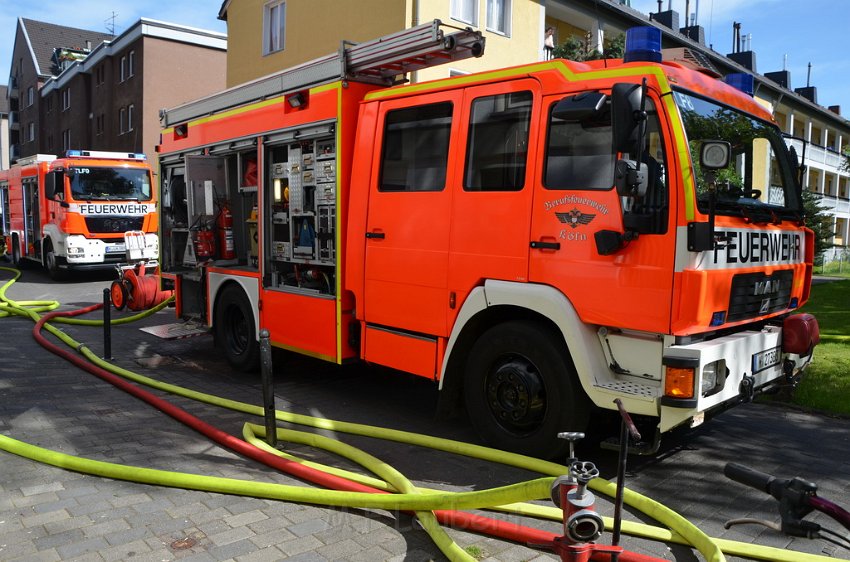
[23,178,40,256]
[448,80,539,312]
[529,92,676,334]
[362,90,463,377]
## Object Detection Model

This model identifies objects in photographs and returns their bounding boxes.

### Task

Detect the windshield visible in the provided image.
[674,90,801,220]
[68,166,152,201]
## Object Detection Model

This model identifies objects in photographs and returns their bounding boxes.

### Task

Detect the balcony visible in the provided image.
[8,75,18,98]
[816,193,850,216]
[786,137,848,174]
[8,111,19,131]
[9,145,19,163]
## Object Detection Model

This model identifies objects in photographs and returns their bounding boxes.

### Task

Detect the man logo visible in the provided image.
[759,298,771,315]
[555,208,595,229]
[753,279,779,296]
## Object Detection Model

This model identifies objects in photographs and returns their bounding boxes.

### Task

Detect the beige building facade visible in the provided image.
[215,0,849,261]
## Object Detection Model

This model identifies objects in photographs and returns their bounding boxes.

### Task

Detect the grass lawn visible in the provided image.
[790,279,850,415]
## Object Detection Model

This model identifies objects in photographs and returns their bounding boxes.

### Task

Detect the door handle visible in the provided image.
[530,240,560,250]
[365,231,385,239]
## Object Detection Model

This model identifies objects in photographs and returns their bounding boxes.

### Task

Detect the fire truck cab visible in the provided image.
[1,150,158,279]
[155,24,819,457]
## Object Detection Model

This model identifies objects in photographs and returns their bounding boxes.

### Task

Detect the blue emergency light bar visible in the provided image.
[624,26,662,63]
[723,73,755,96]
[65,150,146,160]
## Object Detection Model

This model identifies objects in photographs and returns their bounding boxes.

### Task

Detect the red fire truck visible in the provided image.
[153,22,819,456]
[0,150,158,279]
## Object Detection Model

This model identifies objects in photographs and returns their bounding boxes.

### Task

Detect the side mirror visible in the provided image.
[611,83,643,153]
[700,141,731,170]
[44,171,59,199]
[552,92,608,122]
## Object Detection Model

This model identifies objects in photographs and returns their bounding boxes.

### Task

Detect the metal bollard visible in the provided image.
[102,288,112,360]
[259,329,278,448]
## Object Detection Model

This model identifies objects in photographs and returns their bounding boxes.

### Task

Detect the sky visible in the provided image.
[628,0,850,114]
[1,0,848,117]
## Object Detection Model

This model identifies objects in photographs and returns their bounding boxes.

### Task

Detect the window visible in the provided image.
[486,0,511,35]
[451,0,478,26]
[676,90,801,218]
[27,122,35,143]
[464,91,532,191]
[119,107,126,134]
[96,114,104,136]
[263,0,286,55]
[379,102,453,192]
[27,86,34,107]
[62,129,71,151]
[128,104,135,132]
[128,50,135,77]
[120,56,126,82]
[544,98,614,190]
[62,88,71,110]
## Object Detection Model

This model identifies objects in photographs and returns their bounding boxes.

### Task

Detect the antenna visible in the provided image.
[806,62,812,87]
[105,11,118,37]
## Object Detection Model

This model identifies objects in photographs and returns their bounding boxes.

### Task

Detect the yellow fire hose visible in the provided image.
[0,266,837,562]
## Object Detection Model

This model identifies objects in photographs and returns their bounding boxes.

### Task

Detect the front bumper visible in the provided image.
[659,323,814,432]
[63,234,159,266]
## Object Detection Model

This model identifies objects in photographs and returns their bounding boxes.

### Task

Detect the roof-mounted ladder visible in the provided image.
[162,20,485,127]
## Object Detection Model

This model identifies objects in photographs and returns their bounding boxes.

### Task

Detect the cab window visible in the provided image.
[379,102,453,192]
[464,91,532,191]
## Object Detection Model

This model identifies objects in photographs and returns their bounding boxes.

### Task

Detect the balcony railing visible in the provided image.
[8,111,19,130]
[816,193,850,215]
[786,137,848,174]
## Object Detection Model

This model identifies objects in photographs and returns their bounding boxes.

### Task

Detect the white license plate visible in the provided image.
[752,346,781,373]
[105,244,126,253]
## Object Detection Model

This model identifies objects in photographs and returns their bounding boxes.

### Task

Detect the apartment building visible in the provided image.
[214,0,849,260]
[6,17,227,164]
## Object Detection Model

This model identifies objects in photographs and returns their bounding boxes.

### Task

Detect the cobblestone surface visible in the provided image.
[1,268,848,561]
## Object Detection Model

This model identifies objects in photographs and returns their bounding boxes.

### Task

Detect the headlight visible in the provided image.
[66,247,86,256]
[701,360,725,396]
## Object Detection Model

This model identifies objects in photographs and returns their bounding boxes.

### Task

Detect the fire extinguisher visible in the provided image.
[217,203,235,260]
[194,228,215,260]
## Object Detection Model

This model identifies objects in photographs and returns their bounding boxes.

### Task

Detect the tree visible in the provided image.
[552,34,625,62]
[801,188,834,266]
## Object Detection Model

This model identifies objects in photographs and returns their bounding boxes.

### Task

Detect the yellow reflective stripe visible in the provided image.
[662,95,696,220]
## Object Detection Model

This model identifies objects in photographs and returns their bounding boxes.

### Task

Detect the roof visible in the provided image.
[19,17,112,77]
[0,86,8,114]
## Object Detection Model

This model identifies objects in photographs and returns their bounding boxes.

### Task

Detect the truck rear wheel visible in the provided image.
[215,284,260,372]
[44,240,68,281]
[464,320,589,458]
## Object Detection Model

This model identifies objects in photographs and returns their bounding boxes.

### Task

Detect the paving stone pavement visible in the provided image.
[1,268,849,561]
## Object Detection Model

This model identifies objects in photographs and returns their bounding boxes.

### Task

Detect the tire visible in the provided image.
[111,280,129,310]
[11,236,23,267]
[464,320,589,458]
[214,284,260,372]
[44,240,68,281]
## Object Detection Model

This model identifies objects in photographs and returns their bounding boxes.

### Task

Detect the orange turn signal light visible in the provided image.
[664,366,695,399]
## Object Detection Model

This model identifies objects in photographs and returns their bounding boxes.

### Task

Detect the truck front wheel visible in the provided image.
[215,284,260,372]
[44,240,68,280]
[464,321,589,458]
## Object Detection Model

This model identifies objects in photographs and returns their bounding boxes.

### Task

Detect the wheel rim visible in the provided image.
[111,281,126,310]
[46,250,57,273]
[223,304,250,356]
[484,354,546,436]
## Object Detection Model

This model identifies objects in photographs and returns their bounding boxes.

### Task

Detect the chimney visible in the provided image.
[765,70,791,89]
[828,105,841,116]
[680,25,705,44]
[728,51,757,72]
[795,87,817,104]
[653,10,679,31]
